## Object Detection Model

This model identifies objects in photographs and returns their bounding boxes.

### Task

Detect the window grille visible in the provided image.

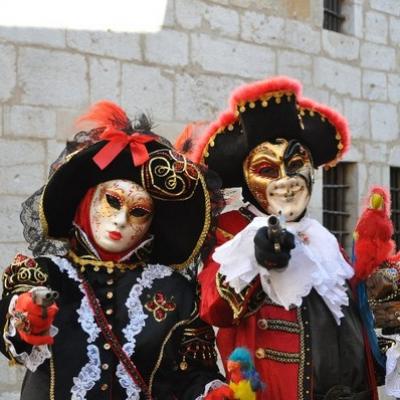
[323,163,350,248]
[390,167,400,249]
[323,0,344,32]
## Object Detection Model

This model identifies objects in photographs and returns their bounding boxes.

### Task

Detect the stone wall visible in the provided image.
[0,0,399,397]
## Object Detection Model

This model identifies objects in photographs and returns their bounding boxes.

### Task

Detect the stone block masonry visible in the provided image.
[0,1,399,398]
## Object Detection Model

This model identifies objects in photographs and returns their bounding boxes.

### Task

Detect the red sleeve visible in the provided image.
[198,211,262,327]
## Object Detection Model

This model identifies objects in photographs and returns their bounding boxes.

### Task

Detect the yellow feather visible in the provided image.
[229,380,256,400]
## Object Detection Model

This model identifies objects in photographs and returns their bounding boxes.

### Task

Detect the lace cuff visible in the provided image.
[194,379,227,400]
[384,335,400,397]
[4,294,57,372]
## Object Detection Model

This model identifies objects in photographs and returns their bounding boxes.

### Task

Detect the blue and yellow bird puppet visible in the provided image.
[205,347,264,400]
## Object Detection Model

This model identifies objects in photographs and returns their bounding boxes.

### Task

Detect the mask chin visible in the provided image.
[266,175,311,221]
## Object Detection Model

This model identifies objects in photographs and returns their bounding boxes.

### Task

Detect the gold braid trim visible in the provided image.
[266,319,301,334]
[297,307,306,400]
[255,348,301,363]
[67,251,145,273]
[171,170,211,271]
[49,352,55,400]
[216,227,234,241]
[216,272,249,321]
[243,286,268,318]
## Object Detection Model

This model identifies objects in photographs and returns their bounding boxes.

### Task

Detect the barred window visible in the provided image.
[323,0,345,32]
[390,167,400,249]
[323,163,351,250]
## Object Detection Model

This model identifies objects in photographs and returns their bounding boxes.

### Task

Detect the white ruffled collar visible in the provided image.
[214,211,354,324]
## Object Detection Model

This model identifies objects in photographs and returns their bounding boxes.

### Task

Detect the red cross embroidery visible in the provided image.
[145,292,176,322]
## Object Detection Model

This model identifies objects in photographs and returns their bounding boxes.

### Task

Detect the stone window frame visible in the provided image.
[390,167,400,249]
[322,162,353,252]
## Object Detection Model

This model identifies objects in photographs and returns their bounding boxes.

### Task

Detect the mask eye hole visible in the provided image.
[130,207,151,218]
[287,159,304,174]
[254,163,280,179]
[106,194,121,210]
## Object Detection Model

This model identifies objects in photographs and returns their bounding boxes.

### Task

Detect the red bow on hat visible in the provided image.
[92,127,155,170]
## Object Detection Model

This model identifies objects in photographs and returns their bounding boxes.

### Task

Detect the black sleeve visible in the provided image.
[152,286,225,400]
[174,309,224,400]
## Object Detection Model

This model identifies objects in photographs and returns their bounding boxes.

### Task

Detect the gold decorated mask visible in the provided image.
[90,180,154,253]
[243,139,314,221]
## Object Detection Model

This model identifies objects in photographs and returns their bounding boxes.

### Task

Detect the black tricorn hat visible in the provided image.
[40,102,210,269]
[176,76,350,189]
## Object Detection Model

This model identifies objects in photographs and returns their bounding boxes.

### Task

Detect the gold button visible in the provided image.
[106,308,113,315]
[255,348,265,359]
[104,343,111,350]
[102,363,109,370]
[106,279,114,286]
[106,291,113,299]
[257,319,268,330]
[100,383,108,391]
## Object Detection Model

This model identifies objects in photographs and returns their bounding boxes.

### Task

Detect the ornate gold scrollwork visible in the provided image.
[3,254,48,294]
[142,149,199,201]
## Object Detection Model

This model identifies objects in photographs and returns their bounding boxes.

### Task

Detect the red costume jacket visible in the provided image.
[199,210,379,400]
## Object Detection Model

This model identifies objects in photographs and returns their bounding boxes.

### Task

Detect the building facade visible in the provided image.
[0,0,399,397]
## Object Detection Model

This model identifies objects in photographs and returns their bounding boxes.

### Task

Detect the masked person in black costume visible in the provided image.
[0,101,224,400]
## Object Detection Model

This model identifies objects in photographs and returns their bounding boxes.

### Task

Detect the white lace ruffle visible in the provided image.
[116,264,173,400]
[51,256,101,399]
[215,216,354,324]
[194,379,227,400]
[4,293,57,372]
[77,296,101,344]
[384,335,400,397]
[71,345,101,400]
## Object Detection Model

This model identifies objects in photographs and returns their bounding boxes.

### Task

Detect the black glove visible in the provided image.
[254,227,295,270]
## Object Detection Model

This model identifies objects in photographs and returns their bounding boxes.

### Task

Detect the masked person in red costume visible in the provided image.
[176,77,379,400]
[0,102,225,400]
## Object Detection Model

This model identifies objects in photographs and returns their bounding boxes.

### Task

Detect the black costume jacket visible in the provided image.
[0,240,221,400]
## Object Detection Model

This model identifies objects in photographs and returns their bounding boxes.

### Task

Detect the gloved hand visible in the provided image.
[254,227,295,270]
[14,291,59,346]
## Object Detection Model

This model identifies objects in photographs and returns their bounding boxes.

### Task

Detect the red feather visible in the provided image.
[76,100,130,131]
[229,75,302,110]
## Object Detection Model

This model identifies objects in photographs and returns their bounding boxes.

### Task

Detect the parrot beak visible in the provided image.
[227,360,241,373]
[369,193,384,210]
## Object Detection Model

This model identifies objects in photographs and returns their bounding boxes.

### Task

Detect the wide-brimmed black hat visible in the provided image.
[39,102,210,269]
[176,76,350,189]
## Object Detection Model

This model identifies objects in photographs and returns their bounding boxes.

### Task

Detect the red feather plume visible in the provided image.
[76,100,131,131]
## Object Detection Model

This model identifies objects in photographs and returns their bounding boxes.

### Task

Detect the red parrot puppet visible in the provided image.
[353,186,397,369]
[353,186,395,281]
